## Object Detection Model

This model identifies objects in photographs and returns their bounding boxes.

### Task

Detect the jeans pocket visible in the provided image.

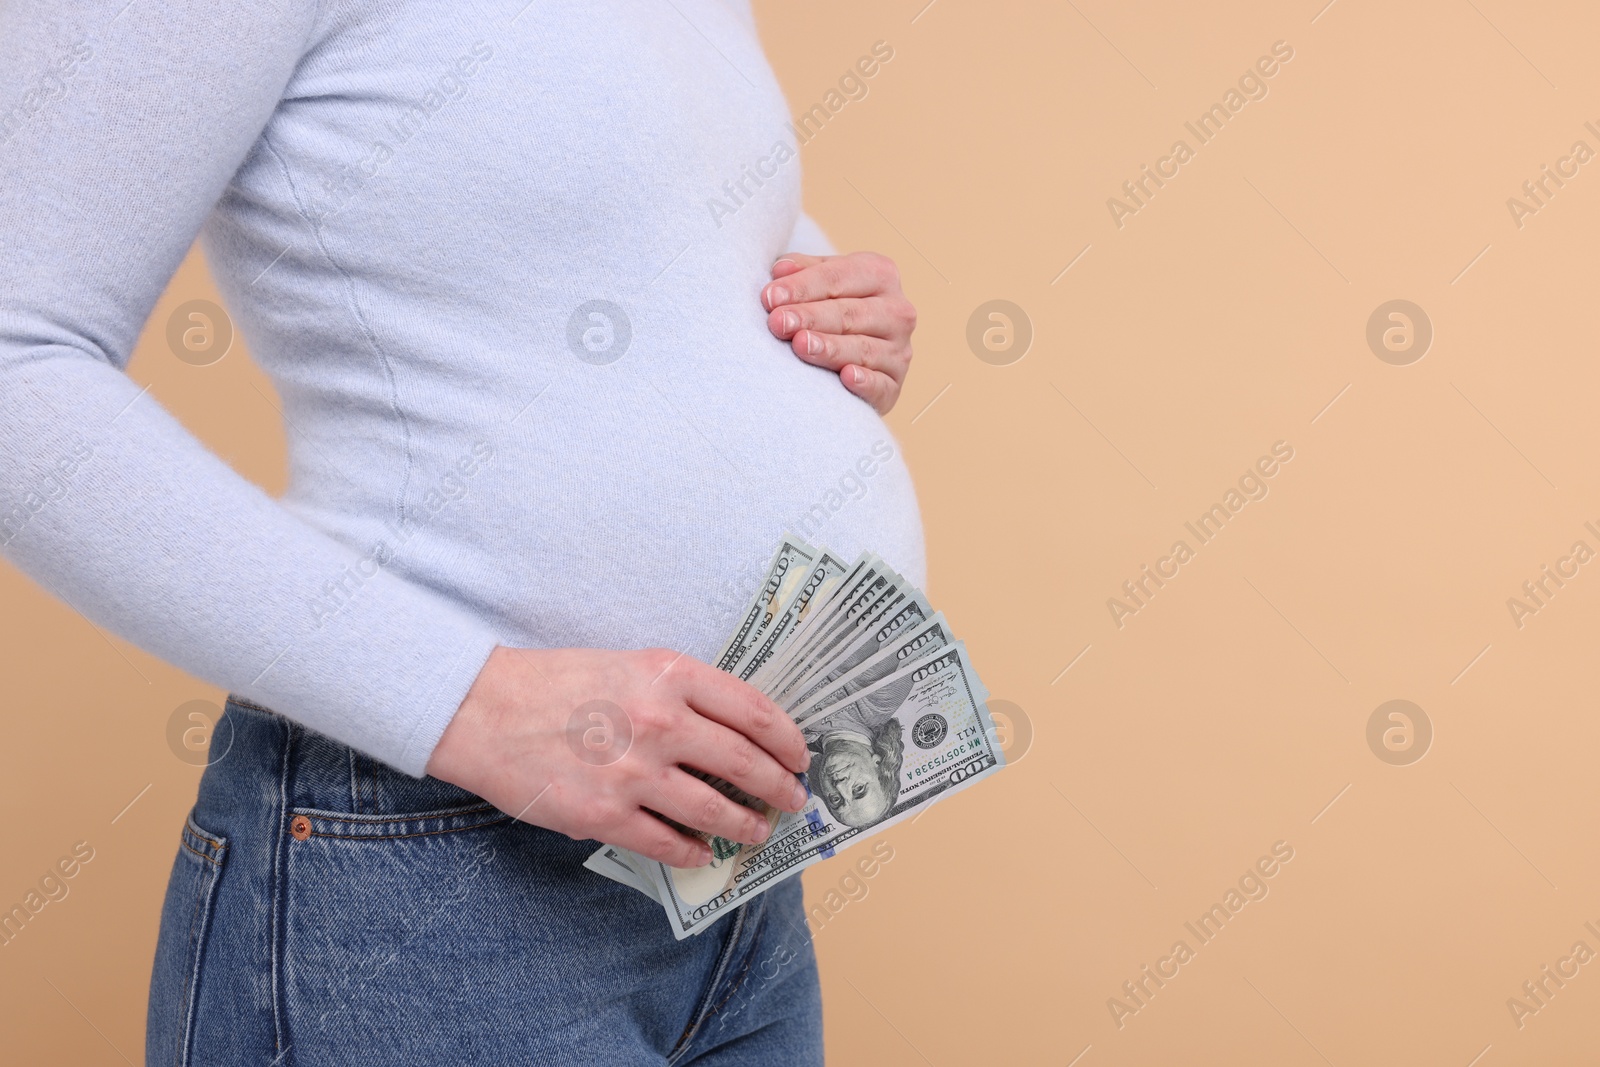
[278,805,519,1064]
[146,813,229,1067]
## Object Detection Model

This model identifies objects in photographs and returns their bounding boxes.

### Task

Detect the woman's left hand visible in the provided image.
[763,252,916,415]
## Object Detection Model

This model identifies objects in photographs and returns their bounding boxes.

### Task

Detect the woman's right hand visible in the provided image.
[426,645,812,868]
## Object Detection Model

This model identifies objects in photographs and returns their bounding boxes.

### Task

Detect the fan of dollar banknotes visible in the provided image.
[584,535,1008,939]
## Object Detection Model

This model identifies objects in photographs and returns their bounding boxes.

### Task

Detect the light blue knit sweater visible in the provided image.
[0,0,925,775]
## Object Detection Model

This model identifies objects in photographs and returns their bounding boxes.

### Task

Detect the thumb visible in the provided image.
[771,252,826,279]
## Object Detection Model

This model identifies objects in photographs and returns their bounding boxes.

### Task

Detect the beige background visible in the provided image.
[4,1,1599,1063]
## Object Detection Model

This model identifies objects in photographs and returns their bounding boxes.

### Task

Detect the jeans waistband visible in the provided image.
[207,695,485,819]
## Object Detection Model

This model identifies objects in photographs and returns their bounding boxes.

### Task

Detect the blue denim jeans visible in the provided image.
[146,698,824,1065]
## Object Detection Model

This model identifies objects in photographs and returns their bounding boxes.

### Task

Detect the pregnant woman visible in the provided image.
[0,2,923,1063]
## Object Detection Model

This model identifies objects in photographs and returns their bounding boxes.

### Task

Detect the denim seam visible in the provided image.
[183,818,227,858]
[228,695,277,716]
[270,716,294,1064]
[291,803,497,824]
[174,824,226,1067]
[185,822,223,847]
[705,904,768,1022]
[174,880,202,1067]
[179,839,225,868]
[346,750,360,814]
[295,816,510,842]
[666,902,751,1065]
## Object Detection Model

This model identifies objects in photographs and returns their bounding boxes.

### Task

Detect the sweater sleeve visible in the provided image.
[0,1,502,776]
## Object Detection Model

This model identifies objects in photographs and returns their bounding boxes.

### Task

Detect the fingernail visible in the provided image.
[807,332,821,356]
[766,285,789,309]
[781,310,798,333]
[791,780,808,810]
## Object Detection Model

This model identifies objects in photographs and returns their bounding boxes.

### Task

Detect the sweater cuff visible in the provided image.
[396,627,502,778]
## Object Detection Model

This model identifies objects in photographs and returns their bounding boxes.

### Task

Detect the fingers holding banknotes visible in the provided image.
[587,536,1007,938]
[427,646,811,868]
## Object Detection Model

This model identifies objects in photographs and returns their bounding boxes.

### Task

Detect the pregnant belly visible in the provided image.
[368,334,926,660]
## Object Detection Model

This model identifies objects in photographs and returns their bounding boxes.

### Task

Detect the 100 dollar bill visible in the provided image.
[713,538,815,673]
[733,550,850,680]
[789,614,956,723]
[647,644,1002,939]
